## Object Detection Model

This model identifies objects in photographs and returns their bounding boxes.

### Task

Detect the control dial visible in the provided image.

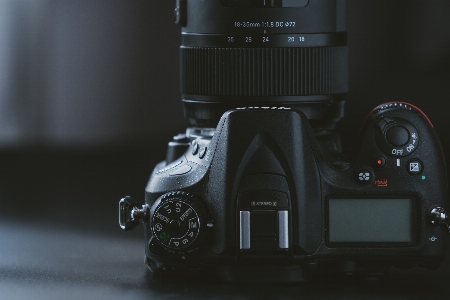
[150,191,208,252]
[375,117,419,157]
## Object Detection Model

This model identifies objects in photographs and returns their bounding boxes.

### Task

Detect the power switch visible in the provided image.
[376,117,394,133]
[375,117,419,157]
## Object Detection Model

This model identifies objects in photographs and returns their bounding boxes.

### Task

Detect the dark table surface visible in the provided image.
[1,150,449,300]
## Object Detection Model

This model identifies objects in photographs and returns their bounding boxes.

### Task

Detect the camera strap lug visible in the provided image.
[119,196,148,231]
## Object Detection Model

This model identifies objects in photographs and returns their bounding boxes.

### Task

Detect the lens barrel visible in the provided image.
[177,0,348,128]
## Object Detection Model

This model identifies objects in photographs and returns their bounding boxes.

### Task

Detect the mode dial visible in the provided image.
[150,191,208,252]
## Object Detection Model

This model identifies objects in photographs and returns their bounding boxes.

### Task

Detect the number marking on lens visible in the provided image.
[235,22,261,28]
[244,22,260,28]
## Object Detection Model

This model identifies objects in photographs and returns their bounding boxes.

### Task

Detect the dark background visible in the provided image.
[0,0,449,299]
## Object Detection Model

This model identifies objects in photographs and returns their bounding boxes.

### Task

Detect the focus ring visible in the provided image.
[181,46,348,97]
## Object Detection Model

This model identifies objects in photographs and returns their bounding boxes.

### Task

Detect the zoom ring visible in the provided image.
[181,46,348,97]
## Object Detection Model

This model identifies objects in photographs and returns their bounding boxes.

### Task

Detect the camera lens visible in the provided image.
[177,0,348,128]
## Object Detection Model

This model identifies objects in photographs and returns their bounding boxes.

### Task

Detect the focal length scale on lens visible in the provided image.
[182,32,346,48]
[151,199,201,250]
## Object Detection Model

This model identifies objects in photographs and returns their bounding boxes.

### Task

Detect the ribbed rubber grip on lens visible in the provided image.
[181,47,348,97]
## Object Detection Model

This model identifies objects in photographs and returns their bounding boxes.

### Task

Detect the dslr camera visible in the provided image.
[119,0,450,283]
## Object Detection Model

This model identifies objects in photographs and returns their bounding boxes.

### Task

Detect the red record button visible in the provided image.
[374,156,386,168]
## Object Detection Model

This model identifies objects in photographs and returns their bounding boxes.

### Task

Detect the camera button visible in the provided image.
[373,156,386,168]
[199,147,208,159]
[356,168,373,184]
[406,159,423,175]
[192,141,199,155]
[386,125,410,147]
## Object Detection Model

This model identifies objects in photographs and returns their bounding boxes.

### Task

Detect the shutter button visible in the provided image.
[386,125,410,147]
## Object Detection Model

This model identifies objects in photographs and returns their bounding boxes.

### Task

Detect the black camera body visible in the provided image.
[126,103,447,282]
[119,0,449,282]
